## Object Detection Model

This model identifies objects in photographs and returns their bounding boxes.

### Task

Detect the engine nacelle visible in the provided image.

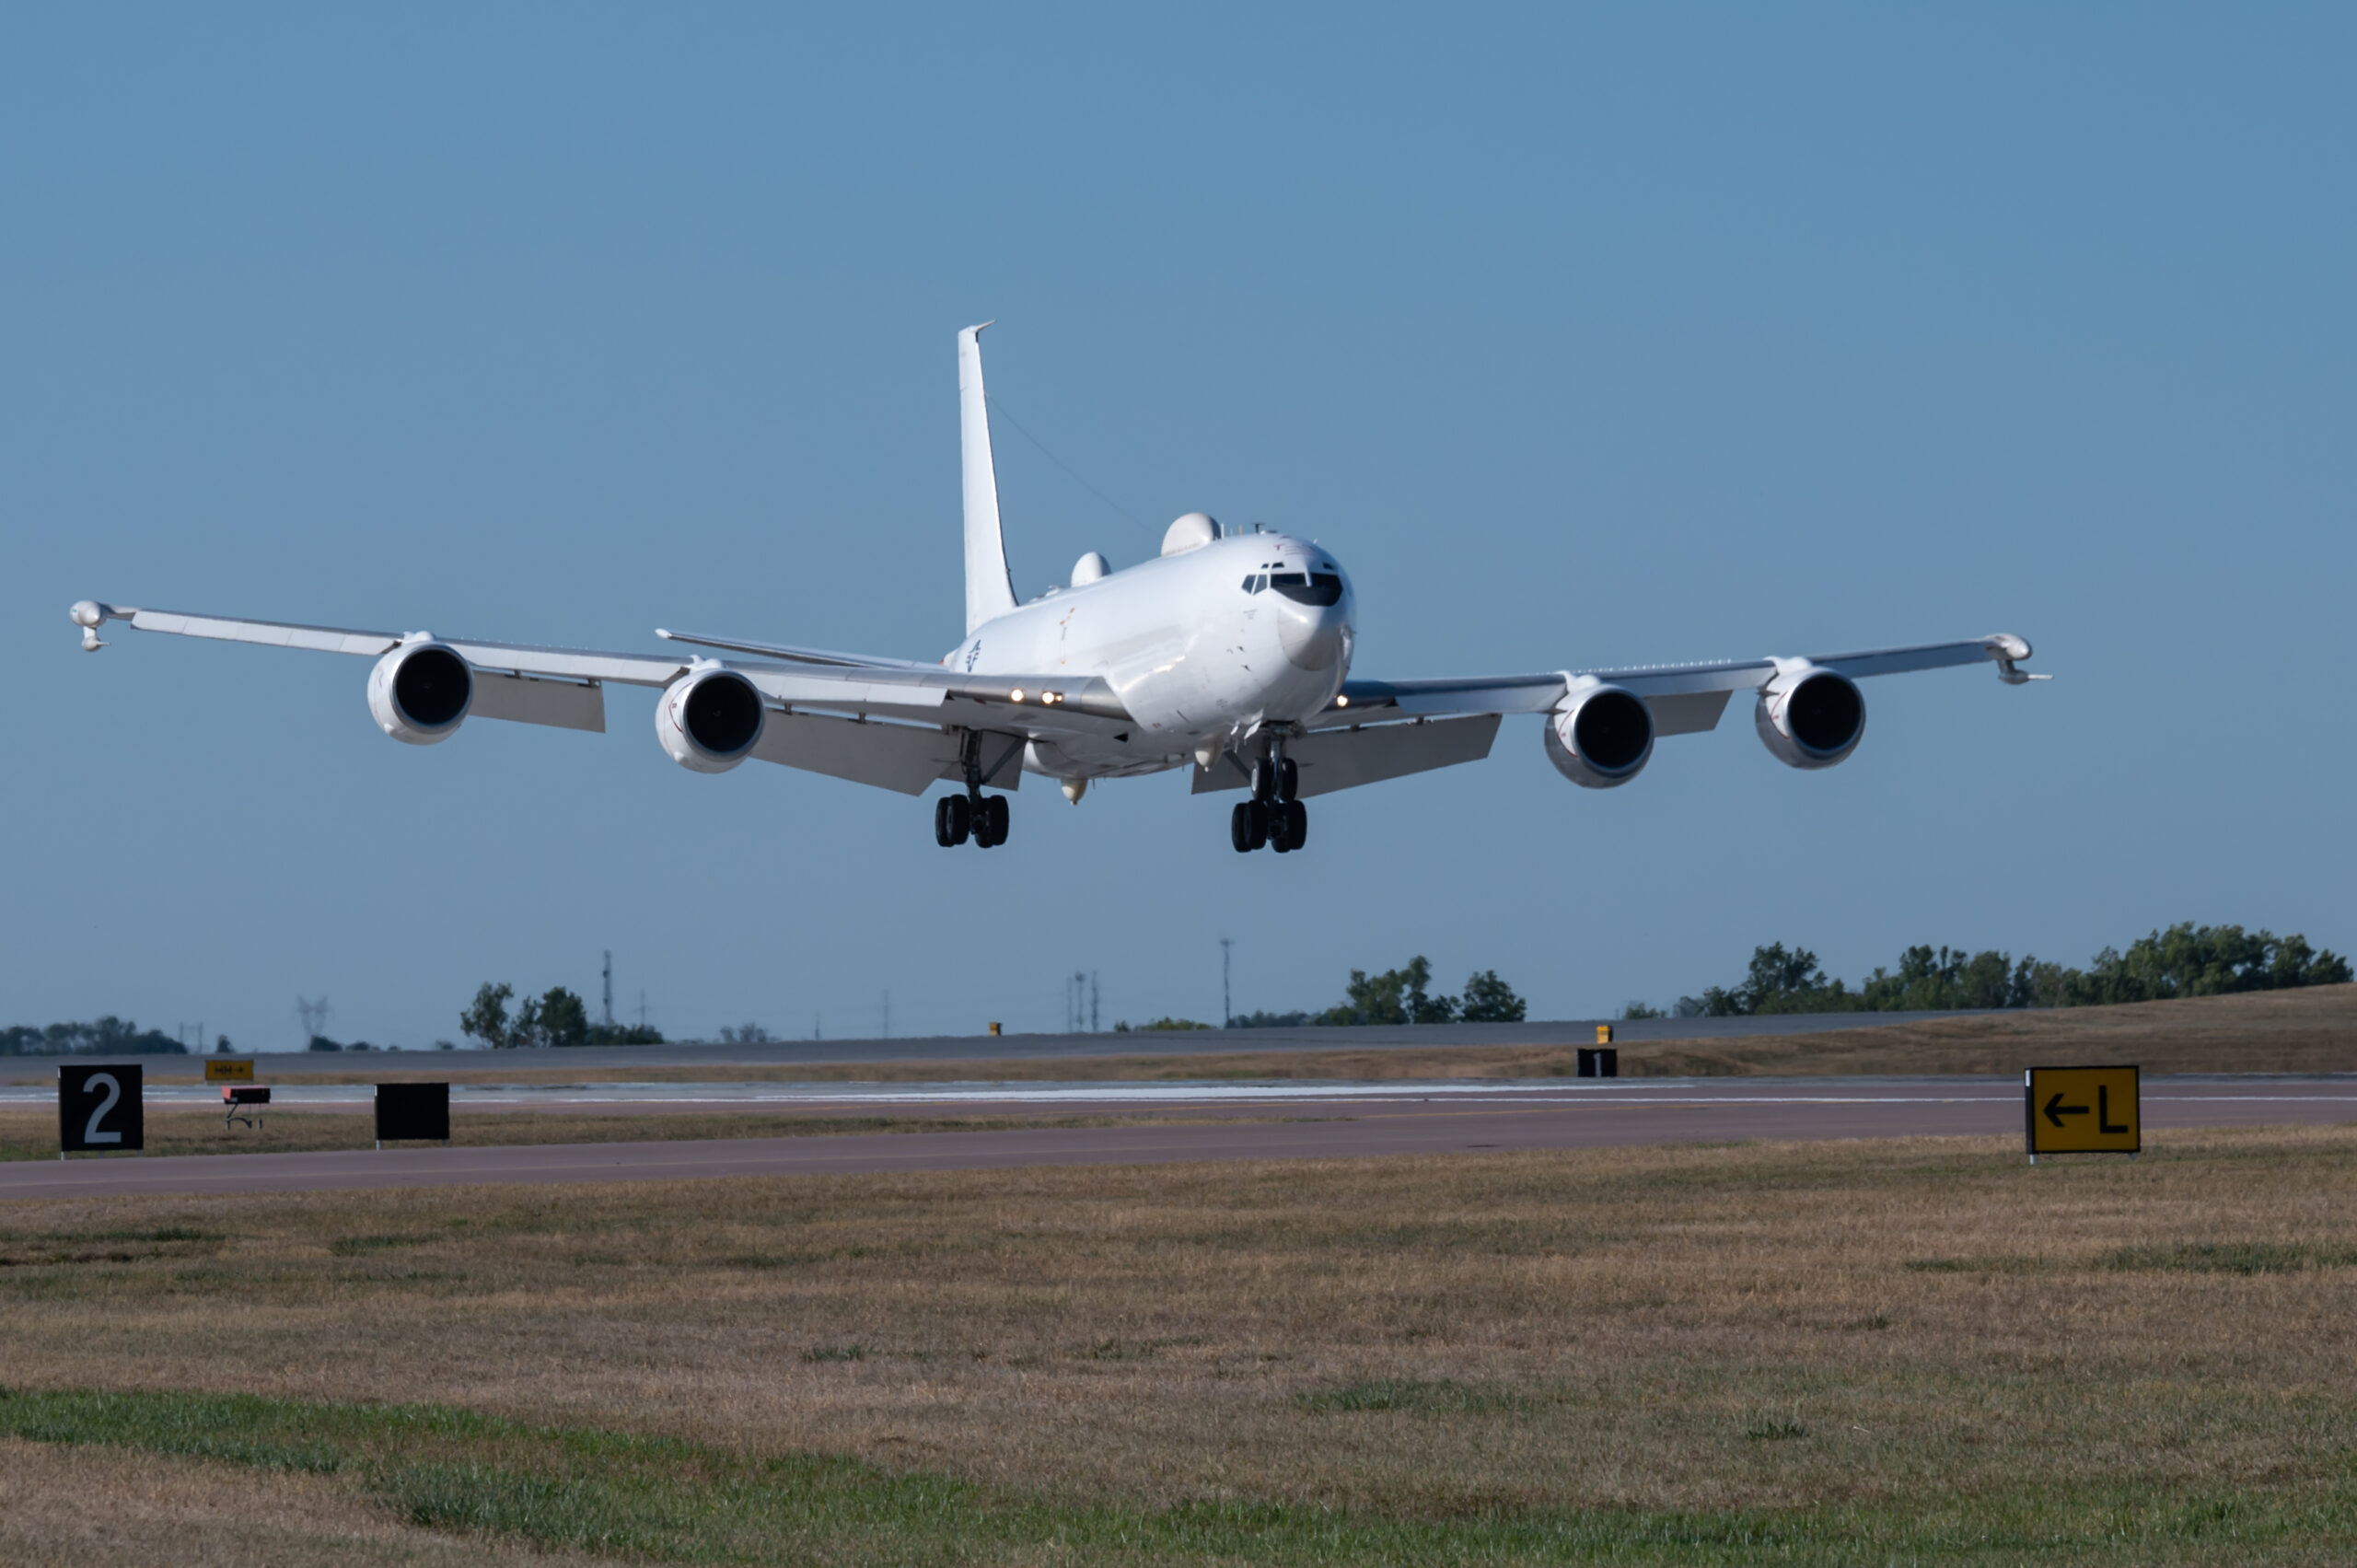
[1543,682,1654,789]
[1755,664,1865,770]
[367,638,473,745]
[656,666,767,773]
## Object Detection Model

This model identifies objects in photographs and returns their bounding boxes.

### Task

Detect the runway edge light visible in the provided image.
[2025,1065,2140,1164]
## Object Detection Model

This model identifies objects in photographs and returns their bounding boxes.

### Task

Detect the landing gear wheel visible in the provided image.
[1231,799,1270,853]
[1276,758,1298,802]
[972,794,1009,848]
[936,795,972,846]
[1271,799,1308,854]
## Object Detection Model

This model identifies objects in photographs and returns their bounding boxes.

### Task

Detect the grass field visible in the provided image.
[6,1124,2357,1562]
[17,985,2350,1090]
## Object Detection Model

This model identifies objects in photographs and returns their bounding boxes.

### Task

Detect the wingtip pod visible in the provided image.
[70,599,114,651]
[1984,633,2050,685]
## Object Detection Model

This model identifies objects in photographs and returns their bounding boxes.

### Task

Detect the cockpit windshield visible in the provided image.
[1269,571,1343,607]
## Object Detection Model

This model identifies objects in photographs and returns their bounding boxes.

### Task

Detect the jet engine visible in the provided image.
[1755,663,1865,770]
[367,639,473,745]
[1543,682,1654,789]
[656,666,767,773]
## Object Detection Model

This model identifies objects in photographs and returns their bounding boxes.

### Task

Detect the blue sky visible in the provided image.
[6,6,2350,1048]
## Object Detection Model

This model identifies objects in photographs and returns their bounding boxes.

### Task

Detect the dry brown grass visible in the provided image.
[5,1123,2357,1529]
[22,985,2347,1088]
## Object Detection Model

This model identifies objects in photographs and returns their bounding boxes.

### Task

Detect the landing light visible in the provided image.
[1009,688,1025,703]
[1336,694,1350,708]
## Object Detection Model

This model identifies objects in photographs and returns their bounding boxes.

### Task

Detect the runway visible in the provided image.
[6,1077,2354,1200]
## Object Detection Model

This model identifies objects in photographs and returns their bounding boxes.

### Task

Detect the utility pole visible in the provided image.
[1220,938,1233,1027]
[1090,971,1099,1033]
[881,991,891,1040]
[601,951,614,1028]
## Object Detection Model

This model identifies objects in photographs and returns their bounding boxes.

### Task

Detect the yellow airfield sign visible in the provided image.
[2025,1066,2139,1158]
[204,1059,255,1083]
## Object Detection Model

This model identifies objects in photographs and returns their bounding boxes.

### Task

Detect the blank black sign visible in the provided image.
[375,1082,450,1143]
[60,1064,144,1154]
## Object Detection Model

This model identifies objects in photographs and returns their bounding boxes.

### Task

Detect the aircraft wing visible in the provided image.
[68,602,1136,794]
[1314,634,2044,735]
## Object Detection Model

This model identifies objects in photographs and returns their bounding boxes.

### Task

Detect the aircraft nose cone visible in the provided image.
[1278,600,1351,670]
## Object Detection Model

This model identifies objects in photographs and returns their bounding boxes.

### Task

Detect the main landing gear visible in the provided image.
[937,731,1011,849]
[935,793,1009,848]
[1230,754,1306,854]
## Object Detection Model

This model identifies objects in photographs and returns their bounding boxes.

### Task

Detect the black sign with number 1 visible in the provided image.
[60,1064,144,1155]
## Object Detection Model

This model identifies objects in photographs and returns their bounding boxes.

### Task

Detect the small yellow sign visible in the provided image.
[204,1059,255,1083]
[2026,1066,2139,1157]
[1596,1024,1614,1045]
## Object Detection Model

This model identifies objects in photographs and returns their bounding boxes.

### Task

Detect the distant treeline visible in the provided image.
[0,1018,192,1057]
[1228,957,1527,1028]
[1638,923,2352,1019]
[461,983,665,1048]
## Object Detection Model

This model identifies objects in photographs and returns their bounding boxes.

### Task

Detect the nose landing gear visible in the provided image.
[1230,747,1307,854]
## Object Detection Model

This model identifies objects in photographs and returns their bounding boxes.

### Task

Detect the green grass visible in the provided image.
[2101,1240,2357,1274]
[4,1386,2354,1564]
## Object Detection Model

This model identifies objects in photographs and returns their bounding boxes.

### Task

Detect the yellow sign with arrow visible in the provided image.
[2025,1065,2139,1159]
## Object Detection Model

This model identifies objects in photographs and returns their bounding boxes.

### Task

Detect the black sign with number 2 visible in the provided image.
[59,1064,144,1154]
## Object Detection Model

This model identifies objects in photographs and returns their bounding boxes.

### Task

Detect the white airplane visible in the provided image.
[70,324,2045,854]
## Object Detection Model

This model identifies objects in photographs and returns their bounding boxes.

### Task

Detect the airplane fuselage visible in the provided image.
[946,529,1355,781]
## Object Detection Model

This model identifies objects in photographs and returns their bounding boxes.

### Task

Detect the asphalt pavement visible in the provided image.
[5,1077,2351,1200]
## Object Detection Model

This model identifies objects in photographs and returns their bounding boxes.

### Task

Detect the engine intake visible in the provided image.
[1543,683,1653,789]
[1755,665,1865,769]
[367,639,472,745]
[656,667,767,772]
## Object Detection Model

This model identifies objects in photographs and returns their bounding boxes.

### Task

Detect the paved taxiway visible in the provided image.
[6,1077,2352,1200]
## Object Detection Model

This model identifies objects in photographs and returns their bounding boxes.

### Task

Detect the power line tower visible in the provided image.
[1090,971,1099,1033]
[601,951,615,1028]
[296,995,331,1045]
[1220,937,1233,1027]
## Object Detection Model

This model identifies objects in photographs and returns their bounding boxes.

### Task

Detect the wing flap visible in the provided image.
[749,712,961,796]
[1192,714,1501,797]
[1644,690,1732,737]
[469,672,607,733]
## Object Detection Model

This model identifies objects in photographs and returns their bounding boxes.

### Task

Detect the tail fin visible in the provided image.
[958,323,1019,634]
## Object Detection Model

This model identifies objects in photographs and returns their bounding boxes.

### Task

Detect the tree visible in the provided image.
[537,988,590,1048]
[460,982,513,1050]
[1321,957,1457,1026]
[1458,970,1527,1023]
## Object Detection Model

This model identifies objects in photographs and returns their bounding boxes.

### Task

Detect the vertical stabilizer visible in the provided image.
[958,323,1019,634]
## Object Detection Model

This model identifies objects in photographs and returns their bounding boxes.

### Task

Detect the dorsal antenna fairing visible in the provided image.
[958,323,1019,635]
